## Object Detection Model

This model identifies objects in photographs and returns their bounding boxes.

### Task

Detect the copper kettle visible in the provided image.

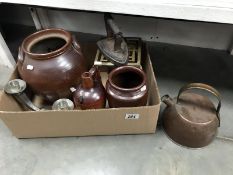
[161,83,221,148]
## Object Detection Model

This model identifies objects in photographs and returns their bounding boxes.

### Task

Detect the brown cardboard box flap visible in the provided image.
[0,105,159,138]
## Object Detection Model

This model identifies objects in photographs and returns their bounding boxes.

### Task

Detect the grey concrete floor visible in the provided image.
[1,121,233,175]
[0,42,233,175]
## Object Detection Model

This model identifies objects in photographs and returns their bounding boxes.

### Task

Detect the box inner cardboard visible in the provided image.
[0,43,160,113]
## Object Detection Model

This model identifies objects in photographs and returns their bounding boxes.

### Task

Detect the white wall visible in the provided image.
[45,9,233,51]
[1,5,233,54]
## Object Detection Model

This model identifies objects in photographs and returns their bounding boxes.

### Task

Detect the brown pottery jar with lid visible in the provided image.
[17,28,87,102]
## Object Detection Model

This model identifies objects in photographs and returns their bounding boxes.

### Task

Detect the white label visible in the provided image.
[125,114,140,120]
[27,65,34,70]
[70,87,76,92]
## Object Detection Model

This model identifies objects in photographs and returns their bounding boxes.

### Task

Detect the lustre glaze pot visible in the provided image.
[17,28,87,102]
[106,66,148,108]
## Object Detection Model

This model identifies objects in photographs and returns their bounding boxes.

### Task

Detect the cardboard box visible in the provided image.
[0,44,160,138]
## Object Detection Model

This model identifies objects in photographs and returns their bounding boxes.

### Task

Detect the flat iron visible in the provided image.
[97,13,128,66]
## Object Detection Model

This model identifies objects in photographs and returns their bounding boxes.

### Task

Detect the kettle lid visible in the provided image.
[176,92,217,124]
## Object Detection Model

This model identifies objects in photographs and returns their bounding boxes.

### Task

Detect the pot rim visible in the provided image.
[21,28,72,59]
[108,66,146,92]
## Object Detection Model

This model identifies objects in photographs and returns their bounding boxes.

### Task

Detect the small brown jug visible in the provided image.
[106,66,148,108]
[73,66,106,110]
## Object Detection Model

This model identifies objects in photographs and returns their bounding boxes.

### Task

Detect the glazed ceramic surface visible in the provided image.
[17,28,87,102]
[106,66,148,108]
[73,66,106,110]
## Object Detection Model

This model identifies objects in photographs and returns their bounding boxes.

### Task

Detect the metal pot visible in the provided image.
[161,83,221,148]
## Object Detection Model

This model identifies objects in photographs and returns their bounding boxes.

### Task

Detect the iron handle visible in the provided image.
[107,19,121,35]
[104,13,121,37]
[177,83,221,126]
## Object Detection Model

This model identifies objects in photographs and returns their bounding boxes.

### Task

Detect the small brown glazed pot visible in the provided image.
[17,28,87,102]
[73,66,106,110]
[106,66,148,108]
[162,83,221,148]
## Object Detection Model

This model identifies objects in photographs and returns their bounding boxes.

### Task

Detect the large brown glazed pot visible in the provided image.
[17,28,87,102]
[106,66,148,108]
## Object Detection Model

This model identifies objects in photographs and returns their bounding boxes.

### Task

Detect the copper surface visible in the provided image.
[162,83,221,148]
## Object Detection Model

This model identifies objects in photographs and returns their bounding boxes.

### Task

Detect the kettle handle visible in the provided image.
[177,83,221,126]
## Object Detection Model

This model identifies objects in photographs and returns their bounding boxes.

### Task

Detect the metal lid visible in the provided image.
[4,79,26,94]
[52,98,74,110]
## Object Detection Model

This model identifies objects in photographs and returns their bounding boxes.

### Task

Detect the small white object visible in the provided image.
[27,65,34,70]
[70,87,76,92]
[125,114,140,120]
[140,85,146,92]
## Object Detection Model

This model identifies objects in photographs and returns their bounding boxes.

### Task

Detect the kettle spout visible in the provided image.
[161,95,174,107]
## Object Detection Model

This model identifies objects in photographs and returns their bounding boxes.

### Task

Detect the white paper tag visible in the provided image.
[70,87,76,92]
[125,114,140,120]
[27,65,34,70]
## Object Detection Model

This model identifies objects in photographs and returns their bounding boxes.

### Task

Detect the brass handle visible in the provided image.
[177,83,221,126]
